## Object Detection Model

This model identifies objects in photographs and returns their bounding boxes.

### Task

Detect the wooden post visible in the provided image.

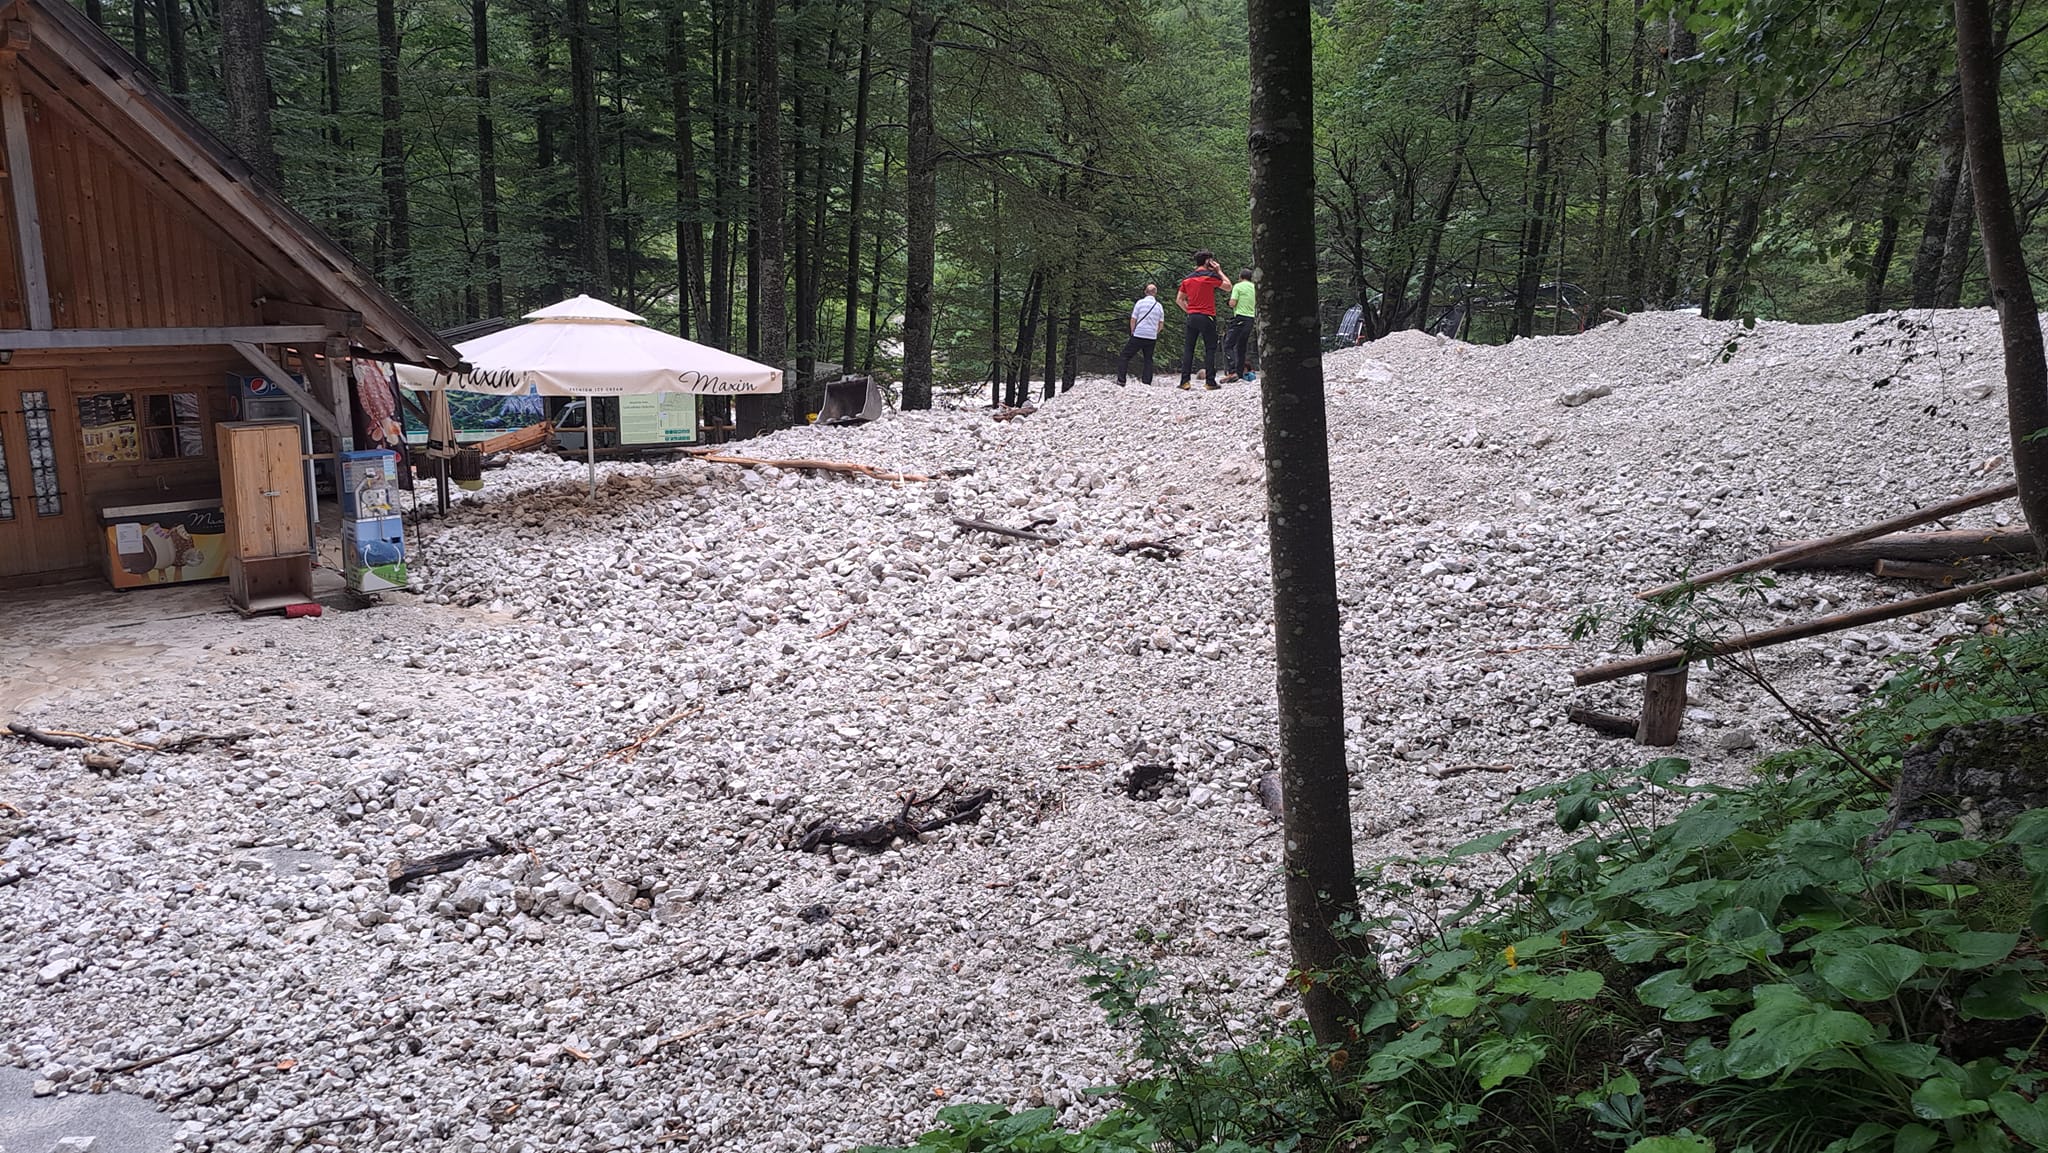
[1636,668,1687,746]
[0,57,52,330]
[1637,482,2019,599]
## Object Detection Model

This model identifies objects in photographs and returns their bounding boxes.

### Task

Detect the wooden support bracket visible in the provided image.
[231,340,340,438]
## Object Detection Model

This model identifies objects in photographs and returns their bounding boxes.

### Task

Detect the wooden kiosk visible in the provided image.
[0,0,459,592]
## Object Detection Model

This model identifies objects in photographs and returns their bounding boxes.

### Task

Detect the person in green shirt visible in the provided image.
[1222,269,1256,382]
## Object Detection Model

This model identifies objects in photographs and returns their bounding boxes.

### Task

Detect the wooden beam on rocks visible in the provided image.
[1577,567,2048,686]
[1772,526,2038,571]
[1637,482,2019,600]
[1873,558,1964,586]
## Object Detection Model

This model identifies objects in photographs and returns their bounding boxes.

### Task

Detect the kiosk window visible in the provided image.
[143,392,205,460]
[23,390,60,515]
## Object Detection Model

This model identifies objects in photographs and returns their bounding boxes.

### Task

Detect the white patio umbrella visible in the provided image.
[393,295,785,496]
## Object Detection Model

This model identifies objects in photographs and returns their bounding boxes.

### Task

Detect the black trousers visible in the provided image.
[1224,315,1255,376]
[1117,335,1156,384]
[1180,313,1219,384]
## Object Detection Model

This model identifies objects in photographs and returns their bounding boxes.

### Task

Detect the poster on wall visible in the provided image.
[76,391,141,463]
[617,393,698,445]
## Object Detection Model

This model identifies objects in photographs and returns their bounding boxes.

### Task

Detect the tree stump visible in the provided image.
[1636,668,1688,747]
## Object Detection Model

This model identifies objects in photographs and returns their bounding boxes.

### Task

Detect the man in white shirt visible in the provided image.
[1117,284,1166,385]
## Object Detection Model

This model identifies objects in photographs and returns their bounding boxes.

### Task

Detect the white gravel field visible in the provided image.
[0,308,2030,1152]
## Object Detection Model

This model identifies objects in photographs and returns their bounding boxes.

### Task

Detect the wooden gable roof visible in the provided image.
[0,0,459,370]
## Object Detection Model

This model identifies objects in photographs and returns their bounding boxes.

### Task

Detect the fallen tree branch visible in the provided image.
[695,452,931,483]
[387,837,516,893]
[1567,707,1639,738]
[796,785,996,851]
[5,722,251,753]
[991,405,1037,421]
[952,516,1055,543]
[638,1008,774,1064]
[101,1025,240,1075]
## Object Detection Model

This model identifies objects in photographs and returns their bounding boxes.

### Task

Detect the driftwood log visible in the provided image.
[1637,483,2019,599]
[796,786,995,851]
[952,516,1055,543]
[691,451,931,483]
[1567,707,1639,738]
[387,836,516,892]
[1771,527,2038,571]
[5,722,252,753]
[1873,558,1964,586]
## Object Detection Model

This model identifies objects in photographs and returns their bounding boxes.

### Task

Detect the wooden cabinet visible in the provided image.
[217,421,314,612]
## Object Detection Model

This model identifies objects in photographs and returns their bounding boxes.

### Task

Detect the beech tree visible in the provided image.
[1248,0,1365,1045]
[1955,0,2048,550]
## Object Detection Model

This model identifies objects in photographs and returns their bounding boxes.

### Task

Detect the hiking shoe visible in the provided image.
[1178,381,1193,390]
[1204,381,1221,390]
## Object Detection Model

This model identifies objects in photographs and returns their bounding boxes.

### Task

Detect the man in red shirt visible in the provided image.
[1175,250,1234,390]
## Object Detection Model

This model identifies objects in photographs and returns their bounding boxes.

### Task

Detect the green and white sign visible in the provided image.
[618,393,699,445]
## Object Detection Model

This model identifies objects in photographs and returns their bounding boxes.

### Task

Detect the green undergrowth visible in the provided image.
[862,622,2048,1153]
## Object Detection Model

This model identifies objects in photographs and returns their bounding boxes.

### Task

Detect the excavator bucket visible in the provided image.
[817,374,884,425]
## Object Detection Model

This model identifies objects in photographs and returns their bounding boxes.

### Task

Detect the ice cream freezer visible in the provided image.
[99,497,229,589]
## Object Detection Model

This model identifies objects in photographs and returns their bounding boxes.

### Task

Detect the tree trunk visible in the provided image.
[669,9,703,338]
[1511,0,1558,338]
[131,0,148,68]
[567,0,609,295]
[1911,98,1967,308]
[1042,283,1058,402]
[85,0,101,27]
[1866,77,1933,314]
[1709,115,1772,321]
[709,0,734,347]
[323,0,350,246]
[753,0,789,427]
[1247,0,1366,1047]
[1955,0,2048,550]
[376,0,409,296]
[841,0,875,371]
[1592,0,1612,306]
[1938,165,1976,307]
[220,0,278,187]
[473,0,503,318]
[158,0,187,94]
[1415,34,1477,329]
[1008,270,1041,408]
[1651,17,1700,306]
[901,0,937,410]
[530,7,565,302]
[1622,15,1647,307]
[1062,296,1079,391]
[864,143,890,371]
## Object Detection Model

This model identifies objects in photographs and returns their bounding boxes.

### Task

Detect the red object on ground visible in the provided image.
[284,602,323,618]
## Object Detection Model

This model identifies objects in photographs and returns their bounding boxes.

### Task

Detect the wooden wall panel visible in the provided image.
[26,97,270,331]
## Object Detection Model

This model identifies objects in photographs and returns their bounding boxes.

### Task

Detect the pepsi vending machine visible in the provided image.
[340,450,409,593]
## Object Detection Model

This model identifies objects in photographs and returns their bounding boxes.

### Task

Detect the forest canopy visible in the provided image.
[82,0,2048,392]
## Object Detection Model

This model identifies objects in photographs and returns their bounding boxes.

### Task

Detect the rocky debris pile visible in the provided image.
[0,308,2029,1152]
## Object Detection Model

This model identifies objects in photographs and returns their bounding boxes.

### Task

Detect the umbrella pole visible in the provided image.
[586,394,596,499]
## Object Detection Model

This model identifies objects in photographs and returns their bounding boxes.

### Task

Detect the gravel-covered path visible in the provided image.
[0,309,2027,1151]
